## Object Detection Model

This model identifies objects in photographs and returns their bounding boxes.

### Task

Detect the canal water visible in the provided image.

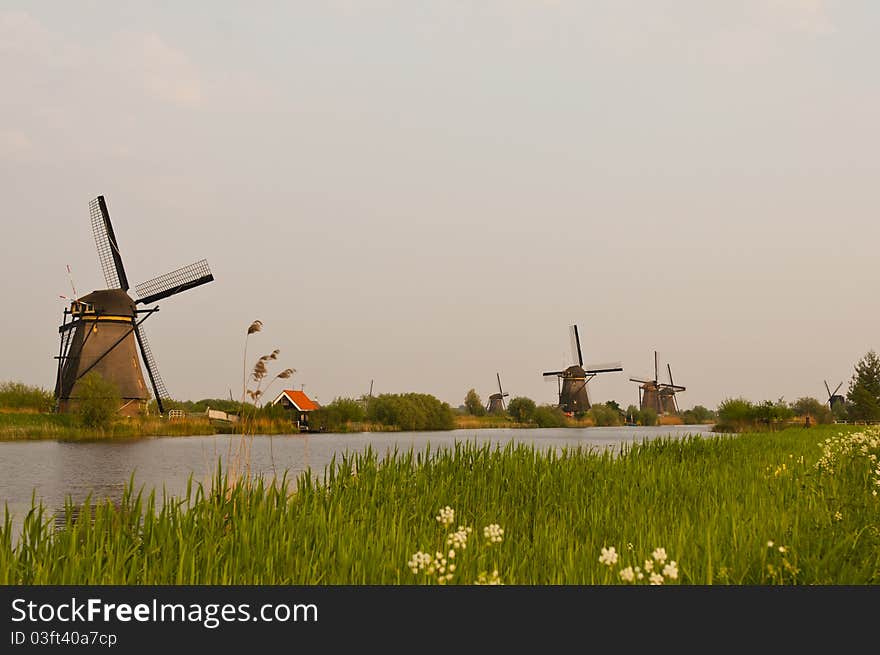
[0,424,716,526]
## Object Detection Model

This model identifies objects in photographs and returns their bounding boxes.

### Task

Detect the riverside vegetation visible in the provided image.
[1,424,878,584]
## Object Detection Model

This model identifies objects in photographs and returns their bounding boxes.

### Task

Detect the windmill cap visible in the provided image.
[77,289,137,316]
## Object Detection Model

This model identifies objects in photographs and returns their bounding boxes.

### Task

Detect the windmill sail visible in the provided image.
[133,323,169,412]
[135,259,214,305]
[90,196,129,291]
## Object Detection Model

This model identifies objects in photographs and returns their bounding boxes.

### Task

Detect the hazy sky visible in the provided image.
[2,1,878,411]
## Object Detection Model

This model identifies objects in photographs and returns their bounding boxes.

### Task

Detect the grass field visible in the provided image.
[1,424,877,584]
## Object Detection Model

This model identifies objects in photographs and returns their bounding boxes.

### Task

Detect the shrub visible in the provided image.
[717,397,754,431]
[790,397,833,425]
[681,405,716,424]
[0,381,54,412]
[588,403,623,427]
[309,397,366,432]
[533,405,568,428]
[639,407,658,426]
[76,372,120,429]
[366,393,454,431]
[507,397,537,423]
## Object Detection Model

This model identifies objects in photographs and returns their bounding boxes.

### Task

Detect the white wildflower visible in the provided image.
[446,526,471,550]
[649,572,664,585]
[408,550,432,574]
[619,566,635,583]
[643,559,654,573]
[662,561,679,580]
[599,546,619,566]
[483,524,504,544]
[476,570,502,585]
[436,506,455,528]
[652,547,668,564]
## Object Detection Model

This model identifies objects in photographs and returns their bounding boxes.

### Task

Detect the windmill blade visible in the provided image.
[667,363,674,386]
[496,372,504,395]
[569,325,584,367]
[135,259,214,305]
[90,195,130,291]
[132,324,170,413]
[543,370,565,377]
[832,382,843,396]
[823,380,832,399]
[629,377,653,384]
[654,351,659,383]
[584,362,623,374]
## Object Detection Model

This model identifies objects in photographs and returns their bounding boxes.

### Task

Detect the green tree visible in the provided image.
[507,397,536,423]
[76,372,120,429]
[847,350,880,422]
[464,388,486,416]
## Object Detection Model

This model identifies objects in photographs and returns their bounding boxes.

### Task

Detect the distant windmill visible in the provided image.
[542,324,623,414]
[359,379,374,409]
[824,380,845,413]
[486,373,509,414]
[54,195,214,416]
[629,351,686,414]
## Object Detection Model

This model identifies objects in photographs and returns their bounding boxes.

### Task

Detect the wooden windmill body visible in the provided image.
[542,325,622,414]
[55,195,214,416]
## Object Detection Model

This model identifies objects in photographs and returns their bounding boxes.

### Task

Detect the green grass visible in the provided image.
[0,411,299,441]
[1,425,878,584]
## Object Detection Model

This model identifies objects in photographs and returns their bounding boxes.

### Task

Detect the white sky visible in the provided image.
[1,1,877,410]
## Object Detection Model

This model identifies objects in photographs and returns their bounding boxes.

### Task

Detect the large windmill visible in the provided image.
[824,380,845,413]
[629,351,686,414]
[542,324,623,414]
[486,372,509,414]
[54,195,214,416]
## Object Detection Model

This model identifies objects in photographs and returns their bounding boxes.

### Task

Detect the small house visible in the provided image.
[271,389,319,431]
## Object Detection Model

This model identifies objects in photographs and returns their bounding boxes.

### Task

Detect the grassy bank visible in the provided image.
[0,411,297,441]
[1,424,877,584]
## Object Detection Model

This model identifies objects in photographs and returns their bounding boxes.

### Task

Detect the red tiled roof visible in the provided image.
[276,389,318,411]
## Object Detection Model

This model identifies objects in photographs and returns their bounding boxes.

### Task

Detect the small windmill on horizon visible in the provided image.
[824,380,845,413]
[629,351,686,415]
[486,372,509,414]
